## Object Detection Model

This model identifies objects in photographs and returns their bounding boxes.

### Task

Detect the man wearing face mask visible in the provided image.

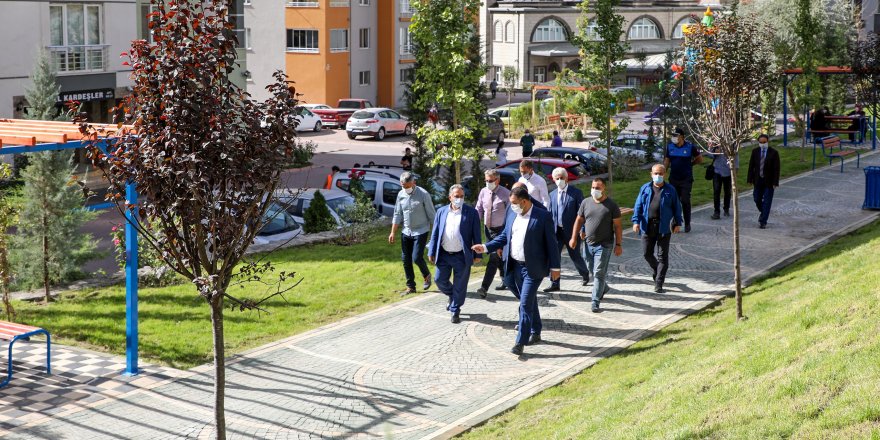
[545,167,590,292]
[476,170,511,297]
[747,134,781,229]
[390,171,437,295]
[570,177,622,313]
[663,128,702,233]
[472,186,561,356]
[518,159,551,209]
[632,164,683,293]
[427,185,483,323]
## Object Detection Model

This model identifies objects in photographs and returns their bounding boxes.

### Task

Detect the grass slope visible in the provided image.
[461,221,880,439]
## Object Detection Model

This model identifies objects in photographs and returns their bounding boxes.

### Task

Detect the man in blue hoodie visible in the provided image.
[632,164,683,293]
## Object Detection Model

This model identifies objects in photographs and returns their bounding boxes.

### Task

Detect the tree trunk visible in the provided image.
[42,212,50,303]
[210,294,227,439]
[729,157,744,320]
[606,76,614,196]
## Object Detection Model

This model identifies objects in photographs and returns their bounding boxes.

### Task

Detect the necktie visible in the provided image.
[486,191,494,227]
[557,191,565,227]
[760,148,766,178]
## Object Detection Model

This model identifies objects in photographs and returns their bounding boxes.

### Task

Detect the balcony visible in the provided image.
[329,0,349,6]
[286,1,319,6]
[47,45,109,74]
[399,44,413,56]
[400,0,414,17]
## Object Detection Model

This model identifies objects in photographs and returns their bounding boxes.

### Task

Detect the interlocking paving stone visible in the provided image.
[2,153,879,439]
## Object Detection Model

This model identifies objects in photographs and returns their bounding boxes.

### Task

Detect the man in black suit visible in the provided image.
[747,134,781,229]
[545,167,590,292]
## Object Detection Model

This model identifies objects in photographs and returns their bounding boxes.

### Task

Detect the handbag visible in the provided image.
[704,162,715,180]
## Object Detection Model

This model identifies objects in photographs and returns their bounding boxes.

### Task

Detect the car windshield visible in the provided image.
[259,205,299,236]
[339,101,364,109]
[352,111,374,119]
[325,195,356,215]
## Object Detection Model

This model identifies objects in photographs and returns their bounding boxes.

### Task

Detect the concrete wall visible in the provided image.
[862,0,879,36]
[350,2,378,104]
[246,0,285,102]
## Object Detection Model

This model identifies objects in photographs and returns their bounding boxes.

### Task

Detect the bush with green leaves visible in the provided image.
[336,171,379,245]
[611,153,645,182]
[303,190,336,233]
[109,222,180,287]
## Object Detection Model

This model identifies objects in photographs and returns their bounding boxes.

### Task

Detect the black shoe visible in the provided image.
[759,223,767,229]
[401,287,416,296]
[654,285,665,293]
[495,284,508,291]
[543,285,560,293]
[591,302,601,313]
[446,296,451,311]
[582,277,590,286]
[451,313,460,324]
[423,276,432,290]
[711,212,720,220]
[510,344,524,356]
[684,225,692,233]
[724,210,730,217]
[477,287,488,298]
[527,334,542,345]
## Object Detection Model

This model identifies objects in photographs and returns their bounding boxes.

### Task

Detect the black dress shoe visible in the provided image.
[591,302,601,313]
[423,276,432,290]
[711,212,720,220]
[510,344,524,355]
[543,285,561,293]
[495,284,508,291]
[582,278,590,286]
[759,223,767,229]
[527,334,542,345]
[724,210,730,217]
[684,225,692,233]
[451,313,460,324]
[477,287,488,298]
[401,287,416,296]
[654,285,665,293]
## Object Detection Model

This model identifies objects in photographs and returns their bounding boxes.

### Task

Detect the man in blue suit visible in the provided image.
[545,167,590,292]
[428,184,483,323]
[472,185,561,356]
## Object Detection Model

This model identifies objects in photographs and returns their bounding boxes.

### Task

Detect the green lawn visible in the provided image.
[461,221,880,439]
[11,229,409,369]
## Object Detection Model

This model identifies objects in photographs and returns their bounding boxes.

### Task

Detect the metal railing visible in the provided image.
[329,0,349,6]
[46,45,109,73]
[399,0,414,16]
[286,1,318,6]
[399,44,413,56]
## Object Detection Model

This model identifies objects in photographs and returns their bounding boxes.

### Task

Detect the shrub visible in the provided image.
[574,128,584,141]
[287,140,316,169]
[110,222,180,287]
[336,171,378,245]
[612,153,645,181]
[302,190,336,233]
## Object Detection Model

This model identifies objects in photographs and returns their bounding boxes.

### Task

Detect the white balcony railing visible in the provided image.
[286,1,319,6]
[400,44,414,56]
[329,0,349,6]
[400,0,415,16]
[47,45,109,74]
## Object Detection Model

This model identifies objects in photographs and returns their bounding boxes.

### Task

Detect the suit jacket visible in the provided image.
[427,204,483,265]
[485,206,560,280]
[549,185,584,239]
[747,146,780,187]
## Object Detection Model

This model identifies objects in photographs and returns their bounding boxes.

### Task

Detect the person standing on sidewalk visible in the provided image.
[490,79,498,99]
[520,129,536,157]
[747,134,780,229]
[545,167,590,292]
[390,171,436,295]
[708,145,737,219]
[632,164,683,293]
[664,128,702,233]
[476,170,511,297]
[427,184,482,324]
[570,177,622,313]
[518,159,551,208]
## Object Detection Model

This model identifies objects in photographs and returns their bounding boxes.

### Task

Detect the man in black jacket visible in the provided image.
[747,134,781,229]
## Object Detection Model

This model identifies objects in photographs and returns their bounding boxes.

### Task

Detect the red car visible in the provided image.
[496,158,591,184]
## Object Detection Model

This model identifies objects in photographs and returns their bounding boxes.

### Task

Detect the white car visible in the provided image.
[346,107,413,140]
[300,103,331,110]
[275,188,357,228]
[294,106,323,132]
[252,203,303,246]
[593,134,664,162]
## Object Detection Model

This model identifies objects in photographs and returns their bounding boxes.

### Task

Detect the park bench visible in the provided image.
[0,320,51,388]
[816,135,860,173]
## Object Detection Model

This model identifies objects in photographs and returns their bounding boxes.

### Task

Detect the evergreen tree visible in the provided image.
[11,151,96,302]
[302,190,336,233]
[0,165,17,318]
[24,50,64,121]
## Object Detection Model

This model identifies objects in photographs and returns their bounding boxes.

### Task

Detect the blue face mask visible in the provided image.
[652,175,664,184]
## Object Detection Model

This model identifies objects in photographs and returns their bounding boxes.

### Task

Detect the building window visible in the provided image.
[287,29,319,53]
[330,29,349,52]
[400,27,413,55]
[48,3,106,73]
[533,66,546,83]
[139,4,158,42]
[400,68,413,84]
[493,21,502,42]
[330,0,349,6]
[229,0,246,48]
[672,17,698,39]
[627,76,640,87]
[400,0,414,16]
[245,28,252,50]
[628,17,660,40]
[533,18,566,42]
[359,0,370,5]
[494,66,502,81]
[359,70,371,86]
[359,28,370,48]
[287,1,319,6]
[504,21,514,43]
[585,19,602,41]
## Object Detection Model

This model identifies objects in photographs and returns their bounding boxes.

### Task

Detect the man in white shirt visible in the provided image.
[518,159,551,209]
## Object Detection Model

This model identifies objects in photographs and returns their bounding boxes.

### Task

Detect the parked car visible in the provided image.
[301,103,331,110]
[275,188,357,228]
[475,114,506,145]
[488,103,523,126]
[331,168,404,216]
[253,203,303,246]
[594,134,664,162]
[496,158,590,184]
[529,147,608,177]
[294,106,323,132]
[312,99,374,129]
[346,108,413,140]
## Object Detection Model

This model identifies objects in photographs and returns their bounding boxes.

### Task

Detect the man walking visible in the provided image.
[570,178,622,312]
[708,144,737,219]
[520,129,536,157]
[472,186,561,356]
[428,185,482,323]
[747,134,780,229]
[663,128,702,232]
[545,167,590,292]
[518,159,551,209]
[632,164,683,293]
[490,79,498,99]
[390,171,436,295]
[476,170,511,297]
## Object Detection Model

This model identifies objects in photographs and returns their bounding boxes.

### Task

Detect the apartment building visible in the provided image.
[248,0,415,109]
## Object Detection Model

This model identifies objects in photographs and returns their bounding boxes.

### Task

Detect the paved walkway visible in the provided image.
[2,151,879,439]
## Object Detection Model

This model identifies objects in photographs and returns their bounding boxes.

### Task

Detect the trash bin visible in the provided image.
[864,166,880,210]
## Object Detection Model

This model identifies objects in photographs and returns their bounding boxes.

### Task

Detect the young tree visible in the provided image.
[24,50,63,121]
[574,0,629,191]
[302,190,336,233]
[410,0,486,183]
[680,8,778,320]
[502,66,518,134]
[78,0,303,437]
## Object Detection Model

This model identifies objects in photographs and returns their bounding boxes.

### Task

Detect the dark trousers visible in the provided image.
[552,227,590,287]
[434,250,470,315]
[670,179,693,227]
[401,232,430,289]
[509,261,543,345]
[481,226,505,290]
[713,174,732,214]
[753,177,775,226]
[491,89,497,99]
[642,221,671,287]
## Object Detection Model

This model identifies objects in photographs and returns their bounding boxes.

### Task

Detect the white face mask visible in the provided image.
[591,188,603,200]
[451,197,463,209]
[759,143,768,149]
[486,181,497,191]
[521,172,531,180]
[404,186,414,195]
[511,203,524,215]
[673,136,681,144]
[555,179,567,190]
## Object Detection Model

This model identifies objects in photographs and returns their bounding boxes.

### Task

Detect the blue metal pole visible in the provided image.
[783,76,788,147]
[124,182,139,376]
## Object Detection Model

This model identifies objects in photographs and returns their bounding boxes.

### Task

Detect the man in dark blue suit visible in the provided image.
[428,184,483,323]
[545,167,590,292]
[473,186,561,356]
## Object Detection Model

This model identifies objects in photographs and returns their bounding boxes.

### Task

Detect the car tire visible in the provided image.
[404,124,413,136]
[375,128,386,141]
[497,131,505,145]
[347,132,357,140]
[314,121,322,132]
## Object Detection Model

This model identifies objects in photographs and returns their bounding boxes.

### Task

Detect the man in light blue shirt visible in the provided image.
[389,171,436,295]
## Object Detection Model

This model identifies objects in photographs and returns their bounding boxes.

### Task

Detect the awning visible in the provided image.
[620,53,668,71]
[529,43,579,57]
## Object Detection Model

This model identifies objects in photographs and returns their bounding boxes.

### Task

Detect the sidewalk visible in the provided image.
[2,151,878,439]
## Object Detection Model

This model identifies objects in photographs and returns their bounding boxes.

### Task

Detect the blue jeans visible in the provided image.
[401,232,430,289]
[584,243,613,304]
[434,251,470,314]
[753,177,775,226]
[509,261,543,345]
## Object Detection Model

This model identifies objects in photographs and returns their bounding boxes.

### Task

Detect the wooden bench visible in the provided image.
[810,129,860,144]
[0,321,51,387]
[816,135,860,173]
